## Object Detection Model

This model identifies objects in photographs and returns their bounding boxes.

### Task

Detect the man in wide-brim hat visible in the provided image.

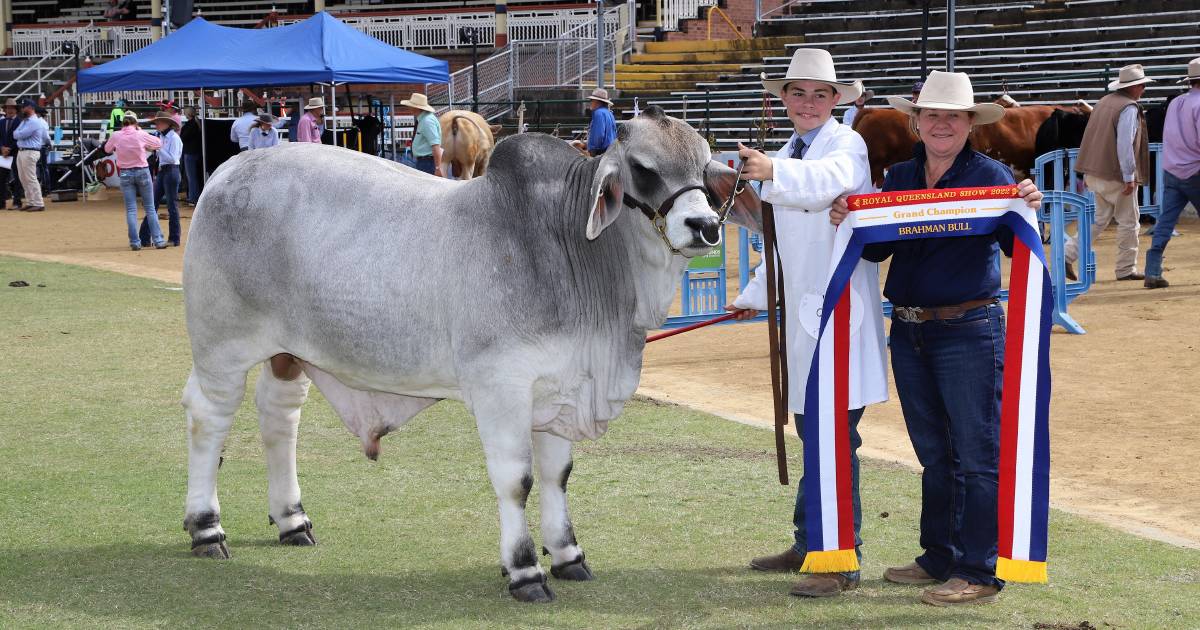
[401,92,443,177]
[1067,63,1155,282]
[729,47,889,599]
[0,97,22,210]
[586,88,616,155]
[295,97,326,144]
[1144,56,1200,288]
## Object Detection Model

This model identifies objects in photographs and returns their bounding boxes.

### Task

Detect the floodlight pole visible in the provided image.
[946,0,956,72]
[461,27,480,113]
[64,40,84,198]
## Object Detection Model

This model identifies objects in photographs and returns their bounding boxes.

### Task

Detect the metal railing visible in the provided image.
[13,22,153,58]
[755,0,806,22]
[279,6,603,50]
[657,0,719,32]
[428,2,634,120]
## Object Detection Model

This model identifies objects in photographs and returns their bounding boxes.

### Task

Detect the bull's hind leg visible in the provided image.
[256,356,316,546]
[534,432,593,581]
[473,390,554,603]
[182,367,248,559]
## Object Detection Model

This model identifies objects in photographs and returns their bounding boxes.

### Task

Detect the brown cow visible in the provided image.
[853,104,1088,186]
[438,110,502,180]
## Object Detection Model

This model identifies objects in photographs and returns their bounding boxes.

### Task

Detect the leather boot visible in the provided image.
[789,573,858,598]
[883,561,938,585]
[920,577,1000,606]
[749,547,806,572]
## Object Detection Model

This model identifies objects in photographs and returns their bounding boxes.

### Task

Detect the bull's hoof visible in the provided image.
[551,557,594,581]
[192,540,231,559]
[509,576,556,603]
[279,521,317,546]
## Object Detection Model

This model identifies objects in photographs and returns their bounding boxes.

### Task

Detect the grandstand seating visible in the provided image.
[634,0,1200,151]
[18,0,590,27]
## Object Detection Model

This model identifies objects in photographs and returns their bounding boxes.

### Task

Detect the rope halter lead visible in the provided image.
[621,157,751,255]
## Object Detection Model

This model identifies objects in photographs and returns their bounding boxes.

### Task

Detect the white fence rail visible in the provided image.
[657,0,719,32]
[281,6,604,50]
[426,2,633,121]
[13,23,153,58]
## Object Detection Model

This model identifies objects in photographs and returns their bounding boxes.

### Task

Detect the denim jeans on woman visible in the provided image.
[140,164,180,245]
[1146,171,1200,277]
[182,153,203,204]
[889,302,1005,589]
[121,167,163,248]
[792,407,865,581]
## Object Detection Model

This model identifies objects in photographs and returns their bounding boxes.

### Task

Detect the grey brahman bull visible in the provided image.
[180,106,760,602]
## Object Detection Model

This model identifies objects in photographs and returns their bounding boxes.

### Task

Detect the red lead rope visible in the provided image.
[645,312,739,343]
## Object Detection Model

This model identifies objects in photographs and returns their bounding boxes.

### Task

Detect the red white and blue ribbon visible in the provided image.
[800,185,1050,582]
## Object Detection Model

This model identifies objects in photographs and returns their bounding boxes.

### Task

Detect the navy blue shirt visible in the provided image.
[863,142,1016,306]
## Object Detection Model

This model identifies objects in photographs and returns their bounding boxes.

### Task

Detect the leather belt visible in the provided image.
[893,298,998,324]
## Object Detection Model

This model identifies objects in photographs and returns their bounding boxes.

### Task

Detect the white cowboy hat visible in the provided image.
[1108,64,1155,90]
[400,92,436,113]
[761,48,862,102]
[588,88,613,105]
[302,97,326,110]
[886,70,1005,125]
[1178,57,1200,83]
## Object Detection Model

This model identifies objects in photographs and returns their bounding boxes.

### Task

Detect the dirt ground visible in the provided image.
[2,196,1198,548]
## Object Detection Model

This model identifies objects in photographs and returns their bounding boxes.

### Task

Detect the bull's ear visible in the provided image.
[585,153,624,240]
[489,124,502,135]
[705,160,762,233]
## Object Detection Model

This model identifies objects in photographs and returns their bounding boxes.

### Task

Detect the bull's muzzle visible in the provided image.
[685,216,722,248]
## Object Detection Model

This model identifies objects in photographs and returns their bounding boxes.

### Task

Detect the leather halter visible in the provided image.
[622,185,710,255]
[621,157,749,255]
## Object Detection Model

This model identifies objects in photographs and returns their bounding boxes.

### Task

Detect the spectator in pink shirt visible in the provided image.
[296,97,325,144]
[104,112,166,250]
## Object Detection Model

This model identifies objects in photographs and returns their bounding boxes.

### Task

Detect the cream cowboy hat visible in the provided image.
[1178,57,1200,83]
[302,97,326,111]
[886,70,1005,125]
[400,92,436,113]
[1108,64,1155,90]
[761,48,862,102]
[588,88,613,105]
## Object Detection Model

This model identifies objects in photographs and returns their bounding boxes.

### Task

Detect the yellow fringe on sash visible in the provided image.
[800,549,860,574]
[996,557,1047,583]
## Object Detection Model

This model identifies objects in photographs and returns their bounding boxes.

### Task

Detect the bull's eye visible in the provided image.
[632,162,653,175]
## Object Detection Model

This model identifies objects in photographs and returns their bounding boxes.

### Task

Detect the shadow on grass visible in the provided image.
[0,542,989,628]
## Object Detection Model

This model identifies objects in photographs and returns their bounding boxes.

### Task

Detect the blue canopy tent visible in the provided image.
[76,12,449,179]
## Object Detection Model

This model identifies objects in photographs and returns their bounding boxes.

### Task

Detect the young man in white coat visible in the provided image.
[725,48,888,598]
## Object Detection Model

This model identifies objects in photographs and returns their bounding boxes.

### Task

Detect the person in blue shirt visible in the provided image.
[12,99,50,211]
[830,71,1044,607]
[586,88,617,156]
[141,111,184,246]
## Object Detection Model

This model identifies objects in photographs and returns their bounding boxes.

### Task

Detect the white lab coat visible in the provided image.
[732,116,888,412]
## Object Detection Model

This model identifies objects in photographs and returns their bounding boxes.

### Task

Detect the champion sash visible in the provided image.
[800,185,1051,583]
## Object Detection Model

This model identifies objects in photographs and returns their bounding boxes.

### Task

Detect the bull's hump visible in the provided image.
[485,133,586,181]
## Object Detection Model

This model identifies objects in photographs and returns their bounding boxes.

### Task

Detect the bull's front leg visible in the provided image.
[473,390,554,603]
[534,431,593,581]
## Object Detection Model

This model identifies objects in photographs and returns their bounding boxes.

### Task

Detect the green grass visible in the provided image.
[1,255,1198,630]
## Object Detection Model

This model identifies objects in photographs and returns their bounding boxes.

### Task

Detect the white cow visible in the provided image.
[180,106,760,602]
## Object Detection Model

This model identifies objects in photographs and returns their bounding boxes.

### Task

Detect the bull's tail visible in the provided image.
[451,115,462,137]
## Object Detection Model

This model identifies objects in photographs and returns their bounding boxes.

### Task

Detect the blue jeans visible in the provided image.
[414,155,435,174]
[182,153,203,204]
[792,407,864,581]
[1146,171,1200,277]
[121,167,163,247]
[890,303,1005,589]
[141,164,180,244]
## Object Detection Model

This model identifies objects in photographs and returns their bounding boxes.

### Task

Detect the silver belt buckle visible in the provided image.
[895,306,924,323]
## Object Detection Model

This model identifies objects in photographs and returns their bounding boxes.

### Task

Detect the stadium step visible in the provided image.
[641,36,803,55]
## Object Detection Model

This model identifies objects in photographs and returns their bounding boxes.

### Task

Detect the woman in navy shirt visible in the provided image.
[831,71,1044,606]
